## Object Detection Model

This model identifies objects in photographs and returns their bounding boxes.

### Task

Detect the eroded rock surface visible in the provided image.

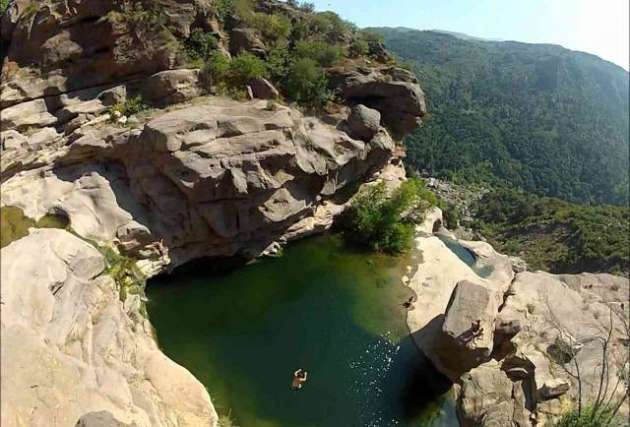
[0,1,427,425]
[0,229,217,427]
[407,209,630,426]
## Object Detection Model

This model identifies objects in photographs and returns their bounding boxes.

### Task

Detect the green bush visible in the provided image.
[349,38,369,58]
[1,0,10,14]
[442,202,462,229]
[202,52,231,85]
[310,11,349,41]
[202,52,267,96]
[227,52,267,87]
[249,13,292,41]
[109,95,146,118]
[343,178,436,253]
[183,29,217,65]
[284,58,330,110]
[266,44,291,82]
[294,40,342,67]
[214,0,253,22]
[555,406,626,427]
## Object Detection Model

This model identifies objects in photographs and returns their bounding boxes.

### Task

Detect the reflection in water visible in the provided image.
[147,234,457,427]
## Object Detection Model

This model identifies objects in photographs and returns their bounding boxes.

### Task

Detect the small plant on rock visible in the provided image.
[284,58,330,111]
[109,95,146,125]
[183,28,218,66]
[343,178,438,254]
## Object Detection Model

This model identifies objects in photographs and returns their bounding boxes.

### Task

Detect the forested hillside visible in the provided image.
[471,189,629,276]
[375,28,629,206]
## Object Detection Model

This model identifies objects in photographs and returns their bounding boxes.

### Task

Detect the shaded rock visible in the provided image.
[76,411,134,427]
[1,0,211,108]
[328,66,426,139]
[249,77,279,99]
[432,280,499,380]
[98,85,128,106]
[539,378,570,400]
[458,361,517,427]
[141,69,203,107]
[229,27,266,55]
[346,104,381,141]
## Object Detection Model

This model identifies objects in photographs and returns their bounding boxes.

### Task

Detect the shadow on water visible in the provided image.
[147,234,458,427]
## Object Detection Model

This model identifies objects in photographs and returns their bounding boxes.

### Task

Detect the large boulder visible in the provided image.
[328,66,427,139]
[346,104,381,141]
[432,280,499,380]
[141,69,204,106]
[249,77,280,100]
[229,27,266,56]
[458,361,526,427]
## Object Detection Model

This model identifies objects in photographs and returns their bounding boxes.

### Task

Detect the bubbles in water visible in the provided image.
[348,331,402,427]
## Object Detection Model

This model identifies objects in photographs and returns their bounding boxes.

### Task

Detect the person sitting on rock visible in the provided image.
[291,369,308,391]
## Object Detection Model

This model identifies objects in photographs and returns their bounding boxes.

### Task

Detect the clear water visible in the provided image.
[147,234,457,427]
[437,235,494,278]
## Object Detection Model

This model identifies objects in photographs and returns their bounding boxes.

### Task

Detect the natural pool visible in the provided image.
[437,235,494,278]
[147,234,456,427]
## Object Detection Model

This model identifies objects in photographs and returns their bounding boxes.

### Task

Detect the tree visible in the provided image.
[284,58,329,110]
[546,302,629,426]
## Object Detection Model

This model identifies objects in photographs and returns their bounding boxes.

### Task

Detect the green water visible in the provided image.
[147,234,456,427]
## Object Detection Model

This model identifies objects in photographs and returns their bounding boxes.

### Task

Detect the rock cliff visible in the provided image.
[0,0,426,425]
[409,209,630,426]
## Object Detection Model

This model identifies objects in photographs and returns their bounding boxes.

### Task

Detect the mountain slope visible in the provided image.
[375,28,630,205]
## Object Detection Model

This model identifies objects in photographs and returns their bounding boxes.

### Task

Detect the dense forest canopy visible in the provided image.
[471,189,629,276]
[375,28,629,206]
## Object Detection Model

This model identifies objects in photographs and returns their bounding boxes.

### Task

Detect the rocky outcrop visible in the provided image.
[249,77,280,100]
[2,98,397,271]
[140,69,204,107]
[0,0,212,108]
[346,104,381,142]
[407,209,630,426]
[434,280,501,380]
[0,1,427,425]
[328,66,427,139]
[1,229,217,427]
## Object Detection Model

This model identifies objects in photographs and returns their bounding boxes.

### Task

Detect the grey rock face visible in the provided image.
[329,66,427,139]
[141,69,204,106]
[229,27,267,55]
[1,229,217,427]
[346,104,382,141]
[75,411,135,427]
[433,280,499,381]
[249,77,280,100]
[407,225,630,426]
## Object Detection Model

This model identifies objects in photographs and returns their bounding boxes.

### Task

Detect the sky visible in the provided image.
[310,0,630,70]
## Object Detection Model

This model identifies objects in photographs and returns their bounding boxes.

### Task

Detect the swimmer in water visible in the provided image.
[291,369,308,390]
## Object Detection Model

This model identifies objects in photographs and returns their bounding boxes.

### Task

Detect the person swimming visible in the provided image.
[291,369,308,390]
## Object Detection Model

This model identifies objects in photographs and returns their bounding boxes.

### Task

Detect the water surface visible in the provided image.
[437,235,494,278]
[147,234,456,426]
